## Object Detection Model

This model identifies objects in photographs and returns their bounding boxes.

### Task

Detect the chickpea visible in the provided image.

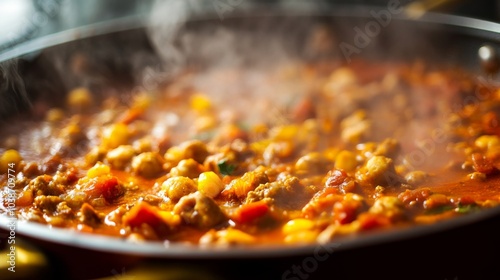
[356,156,399,186]
[179,140,209,164]
[131,152,165,179]
[369,196,404,220]
[67,87,93,110]
[161,176,197,201]
[0,149,22,173]
[405,171,428,185]
[106,145,136,170]
[87,162,110,178]
[295,152,330,175]
[170,158,204,179]
[102,123,130,149]
[334,150,358,172]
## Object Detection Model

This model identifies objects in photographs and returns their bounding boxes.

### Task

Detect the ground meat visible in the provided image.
[56,202,74,218]
[34,195,63,213]
[223,170,270,199]
[369,196,405,220]
[173,192,227,229]
[27,175,64,196]
[78,203,102,227]
[245,175,315,210]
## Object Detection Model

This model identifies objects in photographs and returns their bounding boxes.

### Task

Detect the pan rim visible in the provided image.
[2,204,500,258]
[2,5,500,63]
[2,6,500,258]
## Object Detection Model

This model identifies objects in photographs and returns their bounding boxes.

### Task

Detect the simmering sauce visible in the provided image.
[2,59,500,246]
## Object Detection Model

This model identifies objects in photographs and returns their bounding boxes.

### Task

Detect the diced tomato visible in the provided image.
[89,176,123,202]
[333,201,358,225]
[454,196,475,206]
[292,97,316,122]
[358,213,391,231]
[123,202,165,229]
[118,108,144,125]
[65,168,80,184]
[233,201,269,224]
[398,188,432,206]
[302,194,341,219]
[482,112,500,136]
[471,153,496,174]
[325,169,348,187]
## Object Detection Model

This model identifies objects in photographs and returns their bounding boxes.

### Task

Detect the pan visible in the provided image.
[2,2,500,280]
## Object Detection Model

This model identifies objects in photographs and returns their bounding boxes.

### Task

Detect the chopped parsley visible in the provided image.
[455,203,480,214]
[218,159,236,176]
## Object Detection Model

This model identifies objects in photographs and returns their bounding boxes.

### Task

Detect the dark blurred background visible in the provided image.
[0,0,499,54]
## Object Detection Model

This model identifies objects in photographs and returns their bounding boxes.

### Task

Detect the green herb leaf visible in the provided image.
[455,203,479,214]
[218,160,236,176]
[425,205,455,215]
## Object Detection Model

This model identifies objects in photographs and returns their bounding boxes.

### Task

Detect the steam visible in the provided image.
[0,60,30,119]
[144,0,336,128]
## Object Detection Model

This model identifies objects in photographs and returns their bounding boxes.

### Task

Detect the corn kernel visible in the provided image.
[131,92,151,111]
[475,135,500,150]
[190,93,211,112]
[198,171,224,198]
[270,125,299,141]
[284,230,319,244]
[217,228,256,245]
[102,123,130,149]
[87,162,110,178]
[45,108,65,122]
[335,150,358,172]
[282,219,315,235]
[158,211,181,227]
[67,87,93,109]
[193,114,217,132]
[0,149,22,173]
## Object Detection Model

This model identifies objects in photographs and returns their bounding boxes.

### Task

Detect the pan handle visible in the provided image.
[479,44,500,75]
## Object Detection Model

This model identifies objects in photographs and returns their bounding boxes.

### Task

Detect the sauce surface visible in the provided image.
[2,59,500,246]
